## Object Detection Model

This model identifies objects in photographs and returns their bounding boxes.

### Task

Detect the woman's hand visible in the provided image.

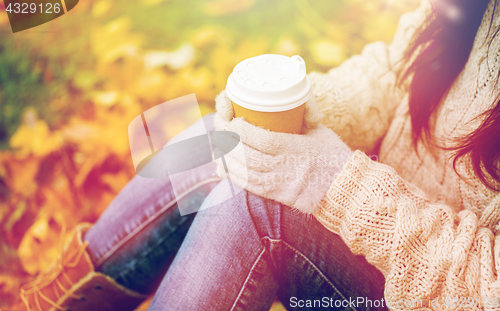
[212,91,353,214]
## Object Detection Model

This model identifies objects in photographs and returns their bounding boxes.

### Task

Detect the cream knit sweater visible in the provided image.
[311,0,500,309]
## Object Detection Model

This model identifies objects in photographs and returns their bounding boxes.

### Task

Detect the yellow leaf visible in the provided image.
[210,46,237,91]
[92,0,112,17]
[191,26,230,49]
[235,38,269,61]
[140,0,169,7]
[9,110,63,157]
[309,38,346,67]
[91,17,143,64]
[203,0,255,16]
[106,16,132,35]
[272,37,300,56]
[179,67,213,93]
[144,44,195,70]
[93,91,120,106]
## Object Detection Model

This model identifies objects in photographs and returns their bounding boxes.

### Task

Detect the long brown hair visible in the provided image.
[400,0,500,191]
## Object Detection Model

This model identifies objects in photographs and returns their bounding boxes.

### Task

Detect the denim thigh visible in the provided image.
[149,182,387,311]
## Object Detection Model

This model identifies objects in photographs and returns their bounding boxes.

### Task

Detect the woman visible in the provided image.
[19,0,500,310]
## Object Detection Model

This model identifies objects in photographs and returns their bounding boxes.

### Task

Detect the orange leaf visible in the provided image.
[17,216,60,275]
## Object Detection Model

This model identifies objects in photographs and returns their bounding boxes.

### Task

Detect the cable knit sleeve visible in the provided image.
[309,0,429,155]
[314,151,500,310]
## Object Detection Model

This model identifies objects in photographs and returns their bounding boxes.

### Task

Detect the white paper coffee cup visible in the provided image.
[226,54,312,133]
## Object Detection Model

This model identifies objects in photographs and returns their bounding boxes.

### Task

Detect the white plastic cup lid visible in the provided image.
[225,54,312,112]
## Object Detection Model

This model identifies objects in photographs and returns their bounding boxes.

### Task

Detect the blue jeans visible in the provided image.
[83,114,386,310]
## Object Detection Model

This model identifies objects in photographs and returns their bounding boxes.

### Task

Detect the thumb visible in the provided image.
[215,90,234,122]
[304,94,325,129]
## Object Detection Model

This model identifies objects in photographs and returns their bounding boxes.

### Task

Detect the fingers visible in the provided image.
[233,144,283,172]
[227,118,302,156]
[212,133,278,173]
[213,89,304,157]
[213,89,333,159]
[214,153,263,196]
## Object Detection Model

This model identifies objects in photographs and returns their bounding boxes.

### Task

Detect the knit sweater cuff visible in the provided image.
[313,150,500,308]
[314,150,408,276]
